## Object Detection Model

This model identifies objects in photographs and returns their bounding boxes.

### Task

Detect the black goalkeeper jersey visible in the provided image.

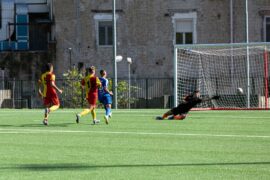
[172,97,202,115]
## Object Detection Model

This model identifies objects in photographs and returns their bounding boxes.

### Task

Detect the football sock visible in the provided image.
[105,107,111,116]
[79,109,90,116]
[44,108,49,119]
[49,105,59,112]
[91,109,97,120]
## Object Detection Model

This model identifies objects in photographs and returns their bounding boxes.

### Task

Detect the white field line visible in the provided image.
[0,128,270,139]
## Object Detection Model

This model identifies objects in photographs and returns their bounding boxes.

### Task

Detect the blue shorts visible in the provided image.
[99,94,112,105]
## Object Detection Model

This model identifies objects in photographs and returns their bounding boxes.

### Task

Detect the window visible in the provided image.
[98,21,113,46]
[265,17,270,42]
[94,14,118,47]
[172,13,197,45]
[175,20,193,44]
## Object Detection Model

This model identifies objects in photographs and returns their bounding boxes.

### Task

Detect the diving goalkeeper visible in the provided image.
[156,90,220,120]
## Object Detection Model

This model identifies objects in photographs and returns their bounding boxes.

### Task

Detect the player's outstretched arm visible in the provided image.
[201,95,220,102]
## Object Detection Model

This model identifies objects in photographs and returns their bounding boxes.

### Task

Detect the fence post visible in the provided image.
[112,78,115,108]
[146,78,149,108]
[12,78,15,108]
[21,80,23,108]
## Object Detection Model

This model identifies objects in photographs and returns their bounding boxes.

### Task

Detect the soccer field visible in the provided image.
[0,109,270,180]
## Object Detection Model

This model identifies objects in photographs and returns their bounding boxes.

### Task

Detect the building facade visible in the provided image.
[53,0,270,78]
[1,0,270,108]
[0,0,54,79]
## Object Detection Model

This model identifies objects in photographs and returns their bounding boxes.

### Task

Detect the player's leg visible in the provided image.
[49,105,60,112]
[99,95,106,116]
[156,109,173,120]
[162,110,174,119]
[76,108,91,123]
[107,94,113,118]
[89,95,100,124]
[76,97,92,123]
[44,96,60,124]
[90,106,100,124]
[46,104,60,121]
[173,114,187,120]
[76,102,91,123]
[100,96,109,120]
[104,104,111,124]
[43,105,50,125]
[105,104,112,117]
[104,95,112,124]
[43,98,50,125]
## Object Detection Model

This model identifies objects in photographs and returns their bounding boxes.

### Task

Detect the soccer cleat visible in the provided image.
[43,119,48,126]
[104,115,109,125]
[76,114,80,124]
[156,116,163,120]
[168,116,174,120]
[93,119,100,125]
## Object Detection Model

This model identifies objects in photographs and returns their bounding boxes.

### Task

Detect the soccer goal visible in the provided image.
[174,42,270,110]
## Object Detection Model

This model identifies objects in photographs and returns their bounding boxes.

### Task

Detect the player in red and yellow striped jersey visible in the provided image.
[38,63,63,125]
[76,66,101,124]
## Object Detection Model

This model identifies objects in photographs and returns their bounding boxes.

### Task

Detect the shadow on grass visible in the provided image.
[0,125,14,127]
[1,162,270,171]
[0,123,76,128]
[0,122,100,129]
[19,123,75,127]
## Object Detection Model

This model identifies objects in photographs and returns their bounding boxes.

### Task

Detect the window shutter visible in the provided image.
[176,20,193,33]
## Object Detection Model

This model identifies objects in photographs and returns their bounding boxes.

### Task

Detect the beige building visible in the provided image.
[53,0,270,78]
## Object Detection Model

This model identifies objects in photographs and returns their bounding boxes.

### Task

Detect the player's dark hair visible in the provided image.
[100,69,105,76]
[88,66,95,73]
[45,63,53,72]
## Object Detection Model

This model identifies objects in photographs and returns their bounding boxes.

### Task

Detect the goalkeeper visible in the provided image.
[156,90,220,120]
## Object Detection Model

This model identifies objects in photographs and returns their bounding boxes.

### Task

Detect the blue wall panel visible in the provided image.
[16,14,29,50]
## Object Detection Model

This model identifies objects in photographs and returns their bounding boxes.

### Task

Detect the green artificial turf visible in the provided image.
[0,109,270,180]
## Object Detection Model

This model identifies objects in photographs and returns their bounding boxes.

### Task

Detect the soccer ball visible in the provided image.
[236,87,244,95]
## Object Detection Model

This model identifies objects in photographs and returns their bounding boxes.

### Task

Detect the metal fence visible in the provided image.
[0,78,174,109]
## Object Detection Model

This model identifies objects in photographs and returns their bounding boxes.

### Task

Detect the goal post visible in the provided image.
[174,42,270,110]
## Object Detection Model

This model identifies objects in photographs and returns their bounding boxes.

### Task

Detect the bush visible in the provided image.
[61,68,85,108]
[61,68,138,108]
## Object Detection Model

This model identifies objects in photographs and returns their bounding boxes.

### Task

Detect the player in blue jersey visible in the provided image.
[98,70,113,124]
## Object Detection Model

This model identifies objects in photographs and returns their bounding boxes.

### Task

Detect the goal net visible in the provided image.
[174,43,270,110]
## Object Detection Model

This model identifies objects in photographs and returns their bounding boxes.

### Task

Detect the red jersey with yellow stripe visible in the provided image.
[39,72,57,98]
[81,74,101,99]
